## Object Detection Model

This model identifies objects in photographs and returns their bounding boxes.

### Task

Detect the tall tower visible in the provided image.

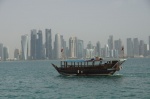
[30,29,37,59]
[36,30,43,59]
[127,38,134,57]
[96,41,101,57]
[108,35,113,50]
[77,39,84,58]
[45,29,52,59]
[108,35,113,57]
[54,33,61,59]
[114,40,119,58]
[149,36,150,55]
[69,37,77,58]
[21,34,29,60]
[3,46,9,61]
[105,44,109,58]
[87,41,93,49]
[133,38,139,57]
[139,40,144,56]
[0,43,3,61]
[14,49,20,60]
[60,35,67,58]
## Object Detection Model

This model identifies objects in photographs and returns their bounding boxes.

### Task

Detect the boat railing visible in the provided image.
[60,60,109,68]
[61,61,89,68]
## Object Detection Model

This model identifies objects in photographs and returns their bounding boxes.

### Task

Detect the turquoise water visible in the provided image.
[0,58,150,99]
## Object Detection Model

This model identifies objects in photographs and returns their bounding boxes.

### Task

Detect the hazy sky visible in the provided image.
[0,0,150,58]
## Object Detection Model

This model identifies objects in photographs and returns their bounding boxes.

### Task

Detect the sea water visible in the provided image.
[0,58,150,99]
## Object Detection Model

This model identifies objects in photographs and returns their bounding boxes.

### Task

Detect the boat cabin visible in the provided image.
[60,60,118,68]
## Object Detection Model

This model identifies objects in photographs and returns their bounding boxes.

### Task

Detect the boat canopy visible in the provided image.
[62,60,86,62]
[61,58,125,63]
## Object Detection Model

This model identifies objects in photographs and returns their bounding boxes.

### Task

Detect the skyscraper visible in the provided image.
[60,35,67,58]
[36,30,43,59]
[77,39,84,58]
[21,34,29,60]
[127,38,134,57]
[3,46,9,61]
[69,37,77,58]
[144,44,148,57]
[108,35,113,50]
[96,41,101,57]
[0,43,3,61]
[87,41,93,49]
[139,40,144,57]
[133,38,139,57]
[14,49,20,60]
[105,44,109,58]
[108,35,114,57]
[54,33,61,59]
[45,29,52,59]
[30,29,37,59]
[85,49,95,58]
[149,36,150,55]
[114,39,122,57]
[86,41,96,58]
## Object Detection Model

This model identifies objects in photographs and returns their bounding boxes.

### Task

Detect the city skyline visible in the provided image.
[0,0,150,58]
[0,29,150,60]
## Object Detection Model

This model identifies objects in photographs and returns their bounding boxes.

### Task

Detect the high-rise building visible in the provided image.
[3,46,9,61]
[133,38,139,57]
[30,29,37,59]
[108,35,113,50]
[144,44,148,57]
[69,37,77,58]
[60,35,67,59]
[14,49,20,60]
[96,41,101,57]
[21,34,29,60]
[54,33,61,59]
[36,30,43,59]
[77,39,84,58]
[85,49,95,58]
[0,43,3,61]
[101,48,105,58]
[108,35,114,58]
[139,40,144,57]
[127,38,134,57]
[114,39,122,57]
[149,36,150,55]
[87,41,93,49]
[105,44,109,58]
[45,29,52,59]
[114,40,119,58]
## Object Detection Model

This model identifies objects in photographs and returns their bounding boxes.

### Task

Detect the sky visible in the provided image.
[0,0,150,58]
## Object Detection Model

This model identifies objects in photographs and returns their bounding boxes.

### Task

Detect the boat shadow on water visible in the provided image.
[55,73,124,79]
[54,74,125,85]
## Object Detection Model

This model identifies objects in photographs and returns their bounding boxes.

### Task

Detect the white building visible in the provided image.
[21,34,29,60]
[105,44,110,58]
[86,49,95,58]
[69,37,77,58]
[3,46,9,61]
[54,33,62,59]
